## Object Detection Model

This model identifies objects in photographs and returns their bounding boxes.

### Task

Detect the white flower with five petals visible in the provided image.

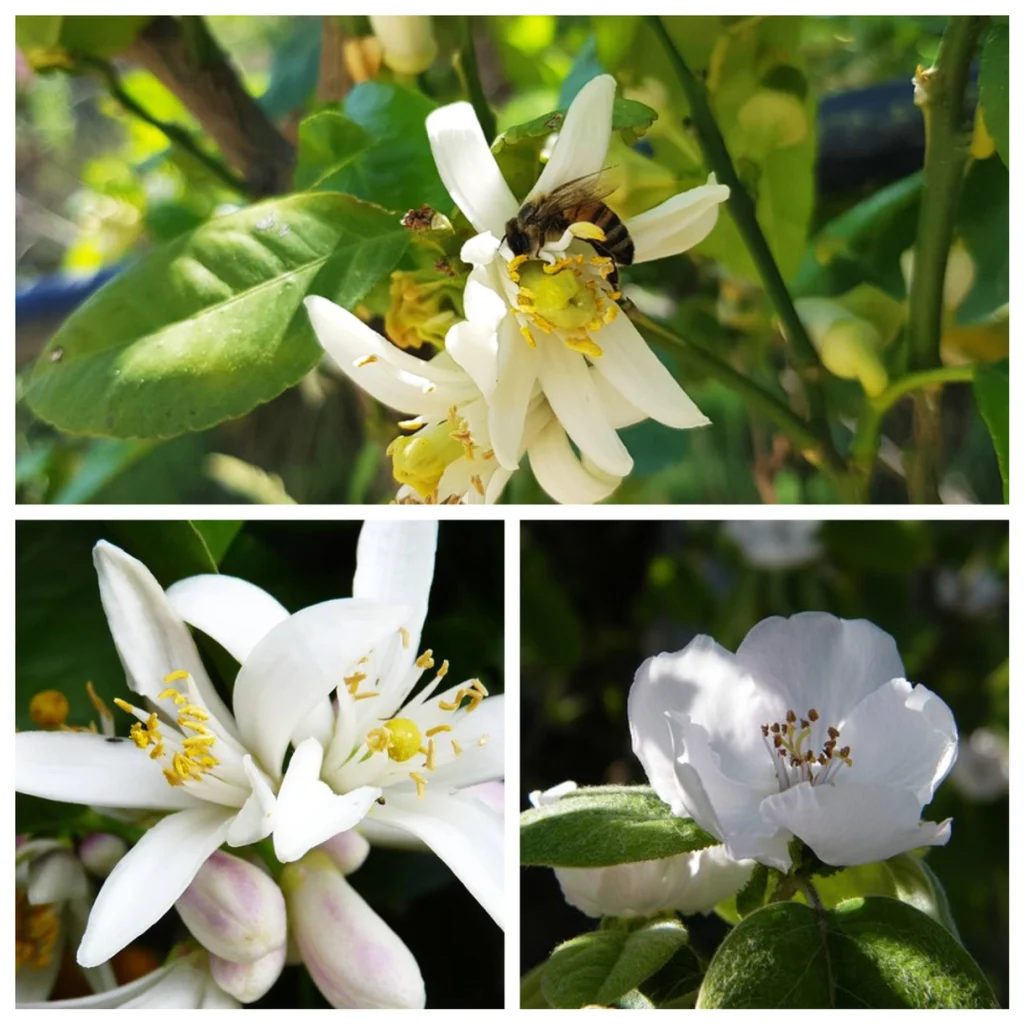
[425,73,731,495]
[629,613,957,872]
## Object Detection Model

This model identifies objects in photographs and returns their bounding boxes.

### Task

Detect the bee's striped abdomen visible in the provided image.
[566,202,634,266]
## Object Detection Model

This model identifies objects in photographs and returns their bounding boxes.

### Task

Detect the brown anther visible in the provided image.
[824,740,836,754]
[786,710,797,723]
[761,724,769,736]
[773,734,782,748]
[800,719,810,729]
[818,754,828,766]
[790,756,801,768]
[839,746,851,759]
[770,723,781,734]
[808,709,819,722]
[827,726,840,739]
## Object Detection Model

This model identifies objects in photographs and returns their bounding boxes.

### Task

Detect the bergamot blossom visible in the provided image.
[163,520,505,927]
[723,521,822,569]
[15,540,407,968]
[304,296,627,503]
[425,73,731,491]
[529,783,754,919]
[629,613,957,872]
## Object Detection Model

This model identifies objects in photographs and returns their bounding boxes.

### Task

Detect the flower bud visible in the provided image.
[901,243,975,312]
[319,830,371,875]
[281,850,425,1009]
[369,16,438,76]
[175,851,286,964]
[387,417,466,498]
[78,833,128,879]
[796,297,888,397]
[209,944,286,1004]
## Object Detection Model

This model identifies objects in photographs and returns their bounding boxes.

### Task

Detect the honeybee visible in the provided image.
[504,170,634,286]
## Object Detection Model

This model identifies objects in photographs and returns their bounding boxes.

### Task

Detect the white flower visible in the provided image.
[629,613,958,871]
[723,521,822,569]
[425,74,730,494]
[529,783,753,918]
[15,540,408,967]
[18,950,240,1009]
[304,296,625,503]
[15,838,117,1004]
[369,15,438,76]
[281,849,426,1009]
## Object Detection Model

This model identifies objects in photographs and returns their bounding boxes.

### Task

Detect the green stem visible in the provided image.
[850,364,977,494]
[455,17,496,142]
[646,16,832,444]
[631,311,844,479]
[85,58,250,196]
[798,878,835,1007]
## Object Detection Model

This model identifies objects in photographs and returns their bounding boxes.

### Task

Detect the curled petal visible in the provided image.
[528,419,621,504]
[426,102,518,235]
[627,175,731,264]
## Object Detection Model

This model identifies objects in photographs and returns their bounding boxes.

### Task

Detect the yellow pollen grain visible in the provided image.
[416,650,435,670]
[426,724,452,737]
[399,627,410,649]
[354,354,378,368]
[410,772,428,798]
[452,739,463,756]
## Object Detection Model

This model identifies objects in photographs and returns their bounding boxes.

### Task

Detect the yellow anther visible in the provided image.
[478,734,490,747]
[345,672,367,692]
[564,334,603,358]
[452,739,463,756]
[367,718,423,762]
[438,691,465,712]
[409,772,428,798]
[354,354,378,367]
[164,670,190,684]
[397,417,426,431]
[16,892,61,970]
[366,726,392,753]
[353,692,379,701]
[424,739,436,771]
[519,323,537,348]
[113,697,135,714]
[399,627,410,649]
[518,286,536,300]
[148,743,164,760]
[85,681,112,725]
[416,650,435,670]
[437,660,450,680]
[159,688,187,706]
[507,254,529,282]
[178,704,209,721]
[29,690,69,728]
[470,475,485,496]
[425,724,452,737]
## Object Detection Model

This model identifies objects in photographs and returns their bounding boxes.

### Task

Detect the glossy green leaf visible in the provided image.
[698,897,997,1008]
[295,110,373,191]
[319,82,449,213]
[978,22,1009,166]
[17,15,152,67]
[190,521,244,567]
[493,97,659,153]
[541,919,689,1008]
[974,359,1009,500]
[520,785,718,868]
[27,193,409,439]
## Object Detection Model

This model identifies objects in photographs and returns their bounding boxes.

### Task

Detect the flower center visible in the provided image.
[15,891,61,971]
[760,707,853,790]
[508,253,621,358]
[114,672,222,788]
[387,407,475,498]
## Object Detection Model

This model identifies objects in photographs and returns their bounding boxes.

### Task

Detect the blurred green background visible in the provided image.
[16,519,503,1008]
[15,15,1008,503]
[520,518,1008,1004]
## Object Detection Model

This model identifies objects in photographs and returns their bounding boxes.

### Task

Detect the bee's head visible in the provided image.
[504,217,531,257]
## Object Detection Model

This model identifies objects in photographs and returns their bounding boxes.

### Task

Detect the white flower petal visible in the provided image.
[425,694,506,790]
[232,598,409,781]
[305,297,477,416]
[528,74,616,201]
[839,679,958,805]
[27,850,88,904]
[536,339,633,477]
[166,574,289,664]
[461,231,502,266]
[15,947,63,1004]
[225,756,278,847]
[489,316,538,469]
[592,367,647,428]
[445,320,499,399]
[17,961,181,1009]
[485,465,513,504]
[274,738,381,863]
[735,613,906,728]
[426,102,518,234]
[627,175,731,264]
[371,791,504,928]
[92,541,238,738]
[760,780,952,867]
[464,269,509,328]
[15,731,198,811]
[593,314,710,429]
[528,419,621,504]
[77,806,234,968]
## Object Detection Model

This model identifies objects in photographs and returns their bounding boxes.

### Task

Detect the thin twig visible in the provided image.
[455,17,496,142]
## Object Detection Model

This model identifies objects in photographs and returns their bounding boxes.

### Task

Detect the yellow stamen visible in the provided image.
[424,739,436,771]
[507,254,529,282]
[28,690,69,728]
[416,650,435,670]
[354,354,378,367]
[478,733,490,747]
[519,323,537,348]
[164,670,190,684]
[426,724,452,737]
[564,334,603,358]
[399,627,410,649]
[452,739,463,756]
[113,697,135,714]
[353,692,379,701]
[409,772,427,798]
[470,475,485,496]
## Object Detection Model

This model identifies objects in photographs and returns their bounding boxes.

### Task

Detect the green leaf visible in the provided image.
[541,919,689,1008]
[104,522,223,587]
[17,16,152,67]
[190,521,243,567]
[520,785,718,868]
[295,110,373,191]
[698,897,998,1008]
[885,854,961,941]
[830,897,997,1008]
[974,359,1009,500]
[735,862,771,916]
[313,82,449,213]
[27,193,409,439]
[978,22,1009,166]
[520,962,551,1009]
[493,97,659,152]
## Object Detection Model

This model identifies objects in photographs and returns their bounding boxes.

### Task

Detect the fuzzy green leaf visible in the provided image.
[541,919,689,1008]
[520,785,718,868]
[27,193,409,439]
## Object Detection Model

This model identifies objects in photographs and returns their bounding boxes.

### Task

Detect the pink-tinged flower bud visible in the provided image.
[78,833,128,878]
[281,850,425,1009]
[318,830,370,875]
[209,944,286,1004]
[175,851,286,964]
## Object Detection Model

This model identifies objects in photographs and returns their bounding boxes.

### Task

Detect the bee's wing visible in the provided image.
[532,167,620,216]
